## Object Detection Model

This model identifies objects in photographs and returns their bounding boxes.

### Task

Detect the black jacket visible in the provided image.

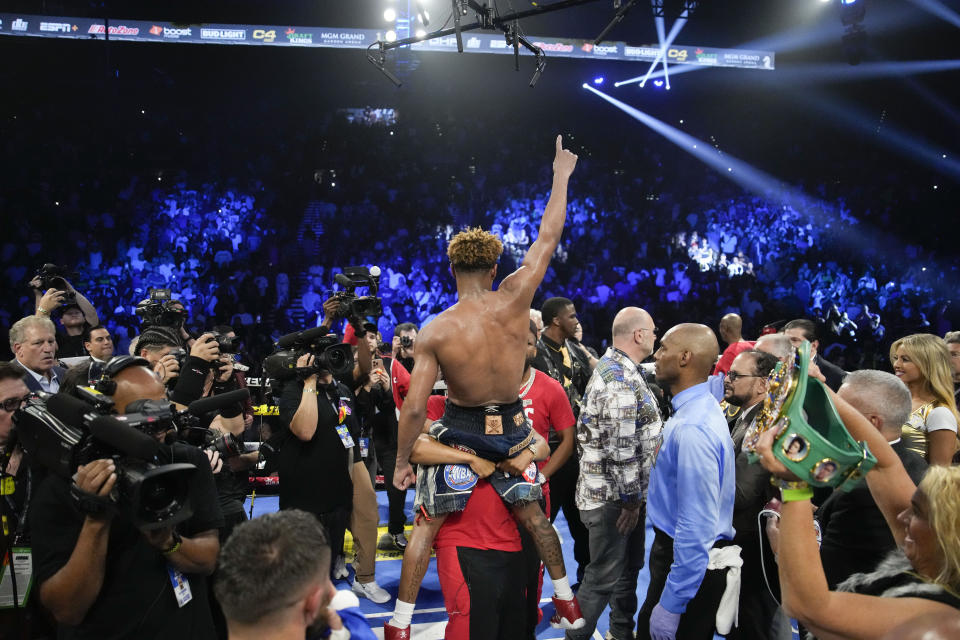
[814,353,847,392]
[819,440,928,588]
[531,334,591,418]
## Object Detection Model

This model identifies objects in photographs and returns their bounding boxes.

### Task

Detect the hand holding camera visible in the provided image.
[297,353,318,384]
[190,333,220,362]
[74,459,118,500]
[37,287,68,314]
[155,353,181,385]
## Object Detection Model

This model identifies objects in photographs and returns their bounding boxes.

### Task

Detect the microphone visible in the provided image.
[47,393,98,428]
[276,326,329,350]
[334,273,353,288]
[187,388,251,417]
[89,415,160,460]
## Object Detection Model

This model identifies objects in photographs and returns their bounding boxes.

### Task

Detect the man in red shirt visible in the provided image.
[713,313,755,376]
[518,320,575,633]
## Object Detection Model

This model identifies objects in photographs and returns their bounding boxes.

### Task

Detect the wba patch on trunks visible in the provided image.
[414,416,543,517]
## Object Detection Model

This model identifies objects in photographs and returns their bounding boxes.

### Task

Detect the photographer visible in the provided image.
[275,294,388,596]
[391,322,417,373]
[133,327,223,407]
[0,362,47,639]
[352,326,410,550]
[31,270,100,359]
[29,359,224,638]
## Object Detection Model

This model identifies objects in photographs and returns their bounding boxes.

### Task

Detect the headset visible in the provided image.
[91,356,152,396]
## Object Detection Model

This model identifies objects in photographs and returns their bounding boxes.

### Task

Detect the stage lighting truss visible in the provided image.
[367,0,604,87]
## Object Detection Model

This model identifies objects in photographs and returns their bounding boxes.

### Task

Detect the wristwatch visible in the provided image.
[527,442,538,459]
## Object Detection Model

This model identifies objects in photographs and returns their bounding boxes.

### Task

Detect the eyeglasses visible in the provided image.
[726,371,762,382]
[0,395,30,413]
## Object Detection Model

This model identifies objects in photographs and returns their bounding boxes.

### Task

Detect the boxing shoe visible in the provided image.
[550,595,585,630]
[383,620,412,640]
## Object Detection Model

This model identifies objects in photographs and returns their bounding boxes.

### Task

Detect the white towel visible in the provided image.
[708,544,744,635]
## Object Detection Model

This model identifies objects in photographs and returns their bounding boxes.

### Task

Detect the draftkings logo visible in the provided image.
[12,19,28,31]
[284,28,312,44]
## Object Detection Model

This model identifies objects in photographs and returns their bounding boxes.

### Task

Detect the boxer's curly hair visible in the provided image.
[447,227,503,272]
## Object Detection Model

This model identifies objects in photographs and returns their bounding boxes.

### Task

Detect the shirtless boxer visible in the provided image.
[384,136,581,639]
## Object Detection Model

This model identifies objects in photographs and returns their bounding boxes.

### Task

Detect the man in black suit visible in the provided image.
[9,316,66,393]
[819,369,928,588]
[783,318,847,391]
[724,349,781,640]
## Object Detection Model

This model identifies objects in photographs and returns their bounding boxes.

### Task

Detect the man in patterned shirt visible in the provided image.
[566,307,663,640]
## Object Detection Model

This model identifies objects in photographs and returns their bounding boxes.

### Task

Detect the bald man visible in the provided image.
[30,358,224,638]
[638,324,736,640]
[713,313,754,376]
[568,307,663,640]
[755,333,793,362]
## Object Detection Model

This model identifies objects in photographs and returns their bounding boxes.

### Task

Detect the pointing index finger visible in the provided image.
[555,134,563,153]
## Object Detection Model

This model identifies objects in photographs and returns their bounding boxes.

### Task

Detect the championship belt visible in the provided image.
[742,341,876,492]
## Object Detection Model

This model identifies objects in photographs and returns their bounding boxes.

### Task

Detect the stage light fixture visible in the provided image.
[653,79,664,87]
[416,28,427,37]
[385,30,397,42]
[384,8,397,22]
[594,76,605,84]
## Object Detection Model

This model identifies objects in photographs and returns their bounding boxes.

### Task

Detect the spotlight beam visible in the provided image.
[583,84,809,203]
[656,16,670,90]
[635,15,687,88]
[796,91,960,180]
[765,59,960,84]
[581,83,960,299]
[906,0,960,29]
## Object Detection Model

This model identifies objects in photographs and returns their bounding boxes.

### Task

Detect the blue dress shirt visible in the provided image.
[646,380,736,614]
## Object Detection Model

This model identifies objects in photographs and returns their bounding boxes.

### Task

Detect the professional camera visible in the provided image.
[135,288,187,329]
[332,266,383,321]
[33,263,77,305]
[210,330,241,354]
[14,393,196,530]
[179,427,245,459]
[400,336,414,349]
[262,328,354,381]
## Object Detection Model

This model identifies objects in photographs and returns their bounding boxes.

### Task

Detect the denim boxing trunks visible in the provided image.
[414,399,544,516]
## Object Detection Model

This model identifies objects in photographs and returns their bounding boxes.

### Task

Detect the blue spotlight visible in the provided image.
[653,80,664,87]
[594,76,605,85]
[797,91,960,180]
[907,0,960,29]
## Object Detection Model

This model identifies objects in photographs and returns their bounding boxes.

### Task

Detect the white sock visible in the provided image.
[552,576,573,601]
[389,600,415,628]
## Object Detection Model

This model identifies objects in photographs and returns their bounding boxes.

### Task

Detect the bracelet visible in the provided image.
[781,486,814,502]
[770,477,809,491]
[303,387,318,395]
[37,307,48,315]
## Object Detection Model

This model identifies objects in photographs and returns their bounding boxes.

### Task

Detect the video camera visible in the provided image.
[14,393,196,530]
[332,266,383,321]
[33,263,77,306]
[14,387,252,530]
[262,328,354,381]
[135,288,187,330]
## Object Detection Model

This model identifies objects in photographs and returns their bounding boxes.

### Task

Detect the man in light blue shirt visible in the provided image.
[638,324,737,640]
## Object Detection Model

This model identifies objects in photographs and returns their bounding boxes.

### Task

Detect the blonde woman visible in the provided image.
[891,334,959,465]
[756,391,960,639]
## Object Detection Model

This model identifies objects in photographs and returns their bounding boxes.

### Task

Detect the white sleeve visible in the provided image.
[925,406,958,433]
